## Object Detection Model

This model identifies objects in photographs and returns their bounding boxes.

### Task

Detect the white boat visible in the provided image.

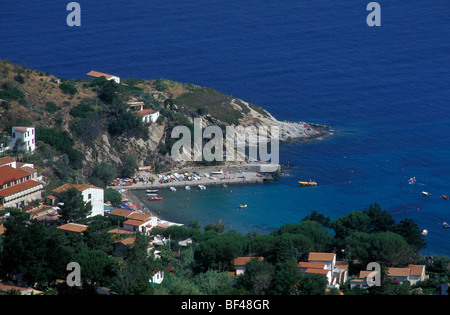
[185,186,190,190]
[443,222,450,229]
[146,193,158,197]
[421,229,428,236]
[422,191,431,196]
[198,185,206,190]
[170,187,176,192]
[147,189,159,193]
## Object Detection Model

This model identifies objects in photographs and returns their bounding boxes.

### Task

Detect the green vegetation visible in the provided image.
[0,82,25,101]
[59,81,77,95]
[0,202,448,295]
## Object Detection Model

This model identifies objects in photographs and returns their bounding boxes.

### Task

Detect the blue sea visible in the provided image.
[1,0,449,255]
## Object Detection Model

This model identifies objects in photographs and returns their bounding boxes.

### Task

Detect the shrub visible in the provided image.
[45,101,60,113]
[59,82,77,95]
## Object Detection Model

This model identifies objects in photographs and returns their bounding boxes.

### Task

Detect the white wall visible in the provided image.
[82,188,104,217]
[9,127,35,152]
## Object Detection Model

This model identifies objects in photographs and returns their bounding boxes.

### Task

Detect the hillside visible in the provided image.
[0,59,332,185]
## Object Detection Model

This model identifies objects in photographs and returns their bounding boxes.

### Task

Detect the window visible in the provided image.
[88,193,92,199]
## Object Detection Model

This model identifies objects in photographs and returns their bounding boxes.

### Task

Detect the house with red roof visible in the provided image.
[86,70,120,84]
[0,164,43,209]
[298,252,349,288]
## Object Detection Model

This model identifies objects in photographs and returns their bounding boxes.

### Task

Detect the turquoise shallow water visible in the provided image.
[1,0,449,255]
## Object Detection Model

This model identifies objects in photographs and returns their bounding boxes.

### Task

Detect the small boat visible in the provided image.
[146,193,158,197]
[170,187,176,192]
[239,204,247,208]
[408,177,416,185]
[223,183,228,188]
[198,185,206,190]
[422,191,431,196]
[443,222,450,229]
[148,197,163,201]
[421,229,428,236]
[298,181,317,186]
[147,189,159,193]
[441,195,449,200]
[185,186,190,190]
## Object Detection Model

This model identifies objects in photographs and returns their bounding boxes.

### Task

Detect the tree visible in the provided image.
[72,246,118,287]
[58,187,92,222]
[331,211,371,239]
[90,161,117,187]
[194,230,246,272]
[393,218,426,252]
[344,231,417,267]
[294,274,328,295]
[236,259,274,295]
[0,212,72,287]
[269,260,302,295]
[363,203,395,233]
[121,155,138,178]
[302,210,331,228]
[110,233,157,295]
[104,188,122,207]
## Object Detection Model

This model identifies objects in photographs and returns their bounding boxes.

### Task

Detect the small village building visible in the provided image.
[86,70,120,83]
[0,156,16,168]
[9,127,35,152]
[387,265,427,285]
[57,222,89,235]
[232,257,264,275]
[51,183,104,217]
[0,164,43,209]
[298,252,348,288]
[134,108,160,123]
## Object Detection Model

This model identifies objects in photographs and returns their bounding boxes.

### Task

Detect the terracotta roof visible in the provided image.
[298,262,326,269]
[108,227,135,234]
[18,166,37,174]
[408,265,425,276]
[308,252,336,262]
[0,180,42,197]
[127,212,152,222]
[359,270,379,279]
[335,262,349,269]
[123,219,146,227]
[0,156,16,165]
[53,183,103,194]
[304,268,330,275]
[109,208,134,218]
[233,257,264,266]
[388,267,410,277]
[86,70,115,79]
[0,165,30,186]
[114,237,136,245]
[13,128,28,133]
[57,223,89,233]
[133,109,157,116]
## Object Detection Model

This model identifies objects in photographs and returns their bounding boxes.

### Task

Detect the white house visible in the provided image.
[51,183,104,217]
[86,70,120,84]
[350,264,427,289]
[134,109,160,123]
[387,265,427,285]
[9,127,35,152]
[122,212,158,234]
[298,252,348,288]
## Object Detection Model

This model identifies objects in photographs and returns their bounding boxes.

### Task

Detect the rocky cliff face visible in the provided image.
[0,60,332,177]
